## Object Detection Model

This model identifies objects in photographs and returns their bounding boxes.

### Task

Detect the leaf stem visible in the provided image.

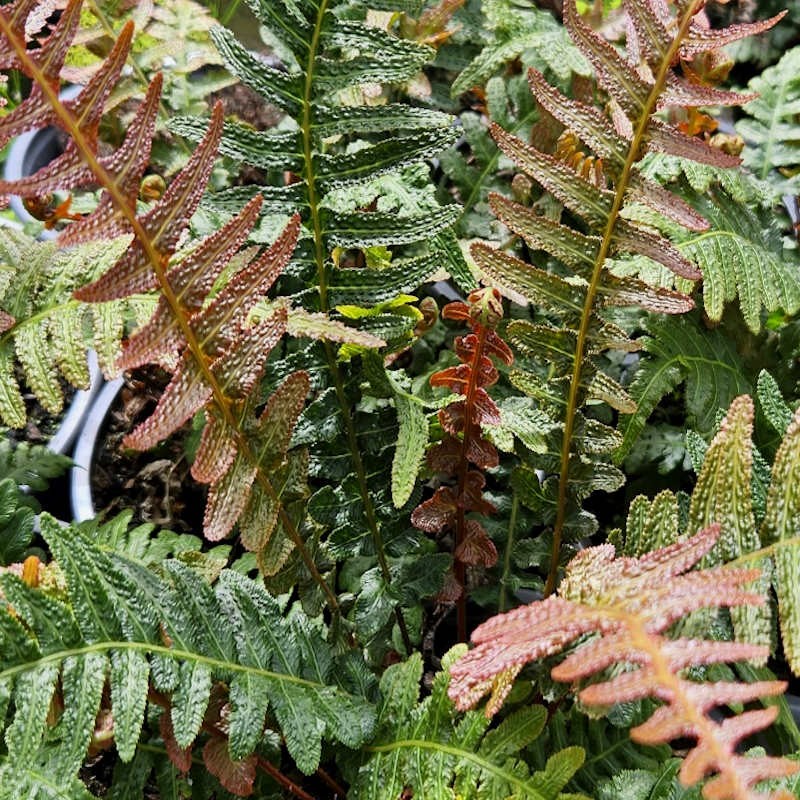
[453,323,490,641]
[544,2,700,597]
[299,0,411,651]
[499,492,519,612]
[258,757,318,800]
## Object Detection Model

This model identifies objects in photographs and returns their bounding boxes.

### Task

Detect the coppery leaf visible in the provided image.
[0,21,134,197]
[449,526,796,800]
[411,487,457,533]
[60,74,163,246]
[123,354,213,450]
[118,195,264,372]
[74,102,225,302]
[454,519,498,567]
[203,737,256,797]
[192,410,237,485]
[194,215,300,359]
[0,0,82,147]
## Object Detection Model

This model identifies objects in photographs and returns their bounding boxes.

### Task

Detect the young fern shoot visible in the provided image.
[412,288,513,641]
[472,0,785,595]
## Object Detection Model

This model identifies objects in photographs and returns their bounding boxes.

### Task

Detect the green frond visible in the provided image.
[0,516,377,794]
[616,314,751,462]
[736,45,800,194]
[451,0,590,96]
[0,229,147,425]
[202,0,466,309]
[346,647,584,799]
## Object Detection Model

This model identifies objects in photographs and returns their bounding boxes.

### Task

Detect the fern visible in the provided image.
[345,646,585,800]
[183,0,482,646]
[411,287,513,639]
[527,705,672,798]
[620,175,800,334]
[736,45,800,195]
[449,526,798,800]
[0,228,149,427]
[681,392,800,678]
[469,0,783,594]
[0,516,376,796]
[450,0,590,97]
[0,3,351,608]
[615,313,751,462]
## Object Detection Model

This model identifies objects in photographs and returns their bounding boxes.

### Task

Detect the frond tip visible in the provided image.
[448,526,799,800]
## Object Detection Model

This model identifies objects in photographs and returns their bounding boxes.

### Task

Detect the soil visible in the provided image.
[90,367,207,533]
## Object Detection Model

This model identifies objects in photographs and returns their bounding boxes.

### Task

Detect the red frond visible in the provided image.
[123,355,214,451]
[441,301,471,322]
[254,371,310,461]
[193,214,300,359]
[464,433,498,469]
[191,411,237,485]
[439,400,466,435]
[483,331,514,366]
[427,438,461,473]
[0,21,134,197]
[0,0,82,146]
[681,13,787,59]
[60,74,163,246]
[74,102,225,302]
[203,737,257,798]
[118,195,264,372]
[449,526,797,800]
[454,519,498,567]
[430,363,472,392]
[472,388,501,426]
[411,487,458,533]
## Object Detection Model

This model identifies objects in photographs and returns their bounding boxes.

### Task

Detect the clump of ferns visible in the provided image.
[412,287,513,642]
[0,0,377,612]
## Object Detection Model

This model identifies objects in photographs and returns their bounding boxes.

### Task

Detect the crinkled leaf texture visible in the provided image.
[449,526,798,800]
[470,0,780,560]
[0,517,376,795]
[346,646,584,800]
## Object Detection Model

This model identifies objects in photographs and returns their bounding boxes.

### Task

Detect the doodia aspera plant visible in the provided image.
[0,1,799,799]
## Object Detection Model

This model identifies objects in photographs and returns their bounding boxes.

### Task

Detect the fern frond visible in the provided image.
[0,5,343,609]
[196,0,471,639]
[411,288,513,637]
[451,0,590,96]
[449,526,798,800]
[346,646,584,800]
[470,0,781,595]
[0,229,149,426]
[0,516,376,795]
[616,314,751,462]
[736,45,800,195]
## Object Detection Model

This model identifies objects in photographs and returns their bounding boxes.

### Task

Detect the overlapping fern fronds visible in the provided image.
[179,0,469,303]
[346,646,584,800]
[449,526,798,800]
[178,0,478,643]
[470,0,783,594]
[0,0,363,606]
[0,517,376,798]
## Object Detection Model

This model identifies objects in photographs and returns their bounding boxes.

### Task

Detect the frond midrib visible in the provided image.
[546,4,701,596]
